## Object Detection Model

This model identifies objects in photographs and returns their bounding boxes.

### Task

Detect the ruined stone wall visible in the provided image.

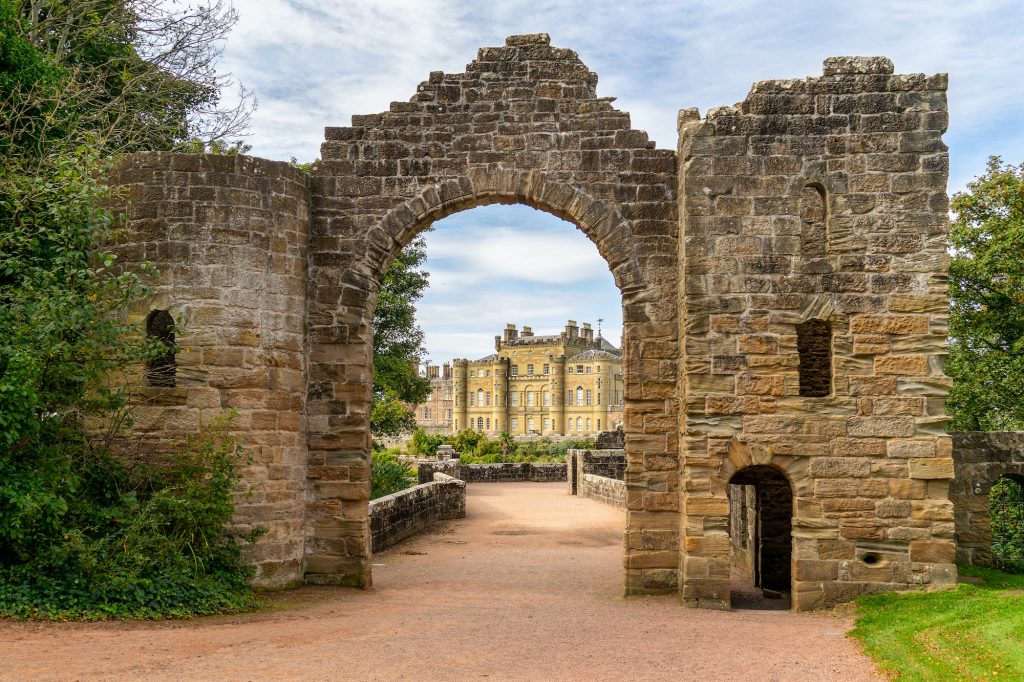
[679,56,954,610]
[951,432,1024,566]
[102,41,959,610]
[107,153,310,588]
[369,473,466,552]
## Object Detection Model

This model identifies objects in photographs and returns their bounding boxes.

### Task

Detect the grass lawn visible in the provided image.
[852,565,1024,680]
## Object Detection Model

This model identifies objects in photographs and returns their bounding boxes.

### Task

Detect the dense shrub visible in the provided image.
[371,451,416,499]
[405,428,597,464]
[0,414,260,619]
[990,476,1024,571]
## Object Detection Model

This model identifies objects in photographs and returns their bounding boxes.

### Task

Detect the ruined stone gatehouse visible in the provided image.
[108,34,959,610]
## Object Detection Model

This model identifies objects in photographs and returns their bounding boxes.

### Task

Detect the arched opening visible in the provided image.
[302,135,679,591]
[144,309,176,387]
[366,201,629,584]
[728,465,793,609]
[989,474,1024,570]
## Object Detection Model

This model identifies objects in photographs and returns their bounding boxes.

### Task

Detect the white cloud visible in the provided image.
[425,227,612,286]
[218,0,1023,356]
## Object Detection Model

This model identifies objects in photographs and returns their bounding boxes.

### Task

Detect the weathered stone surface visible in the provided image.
[107,40,958,611]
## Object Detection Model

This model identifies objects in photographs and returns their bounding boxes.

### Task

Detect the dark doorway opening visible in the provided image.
[728,465,793,610]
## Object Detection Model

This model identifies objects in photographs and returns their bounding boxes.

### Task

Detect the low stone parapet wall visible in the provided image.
[417,458,461,484]
[461,462,566,482]
[580,473,626,508]
[369,473,466,552]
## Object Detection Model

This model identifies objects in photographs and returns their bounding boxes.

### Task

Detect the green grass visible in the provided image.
[852,565,1024,680]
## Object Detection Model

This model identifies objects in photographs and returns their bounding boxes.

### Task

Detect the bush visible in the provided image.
[0,414,261,619]
[371,451,415,499]
[991,476,1024,571]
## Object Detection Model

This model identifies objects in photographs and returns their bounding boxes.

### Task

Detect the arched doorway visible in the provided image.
[728,465,793,609]
[990,473,1024,571]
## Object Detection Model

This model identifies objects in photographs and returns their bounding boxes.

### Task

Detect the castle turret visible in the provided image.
[453,359,468,431]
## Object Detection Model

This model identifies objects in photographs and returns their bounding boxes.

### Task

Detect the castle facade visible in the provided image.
[450,321,623,436]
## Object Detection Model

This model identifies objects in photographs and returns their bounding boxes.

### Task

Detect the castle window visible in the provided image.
[445,409,452,420]
[477,389,484,406]
[576,417,582,431]
[586,418,592,431]
[527,418,535,432]
[567,389,573,406]
[470,393,476,407]
[470,370,475,378]
[797,319,832,397]
[543,417,550,431]
[597,366,601,373]
[800,183,828,260]
[486,391,491,406]
[597,419,601,429]
[527,364,534,375]
[597,391,601,405]
[576,387,584,405]
[485,370,490,377]
[477,417,484,430]
[585,366,591,374]
[511,365,519,376]
[486,418,491,430]
[543,363,550,375]
[576,365,584,374]
[423,407,430,419]
[145,310,176,387]
[511,392,520,406]
[568,366,574,374]
[585,389,592,406]
[543,390,550,406]
[511,417,518,430]
[527,391,536,407]
[567,419,573,431]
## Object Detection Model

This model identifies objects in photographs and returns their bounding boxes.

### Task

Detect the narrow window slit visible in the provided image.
[145,310,176,387]
[796,319,831,397]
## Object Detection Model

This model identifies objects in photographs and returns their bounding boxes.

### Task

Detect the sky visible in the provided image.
[217,0,1024,362]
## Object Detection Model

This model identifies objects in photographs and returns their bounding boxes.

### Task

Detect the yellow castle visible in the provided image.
[451,320,623,436]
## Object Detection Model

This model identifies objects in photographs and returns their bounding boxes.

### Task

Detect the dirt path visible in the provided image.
[0,482,879,681]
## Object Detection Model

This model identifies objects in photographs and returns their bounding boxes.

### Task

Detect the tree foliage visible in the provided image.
[7,0,253,157]
[990,476,1024,572]
[0,0,260,618]
[371,237,431,437]
[946,157,1024,431]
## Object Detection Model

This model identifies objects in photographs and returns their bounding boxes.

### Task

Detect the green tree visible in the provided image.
[11,0,253,155]
[946,157,1024,431]
[371,237,431,437]
[0,0,260,617]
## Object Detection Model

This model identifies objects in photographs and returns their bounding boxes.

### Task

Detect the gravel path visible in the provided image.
[0,482,880,681]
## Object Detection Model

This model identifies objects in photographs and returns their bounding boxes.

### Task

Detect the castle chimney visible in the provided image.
[503,323,518,343]
[582,322,593,342]
[565,320,578,339]
[522,326,533,337]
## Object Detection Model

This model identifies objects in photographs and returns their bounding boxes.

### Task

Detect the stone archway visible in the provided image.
[302,33,680,594]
